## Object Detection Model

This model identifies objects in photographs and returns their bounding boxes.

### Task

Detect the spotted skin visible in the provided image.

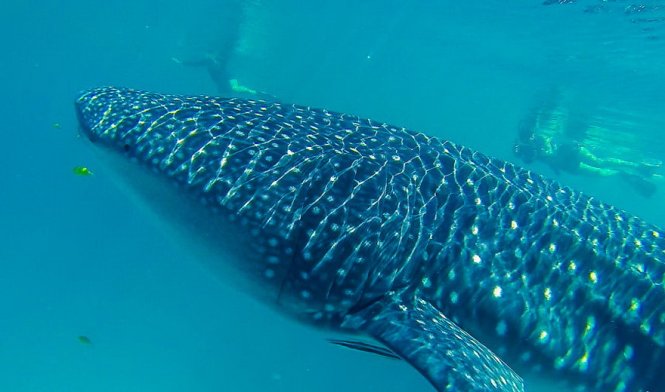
[76,87,665,391]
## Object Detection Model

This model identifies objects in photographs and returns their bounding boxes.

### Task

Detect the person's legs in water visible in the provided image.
[173,53,231,95]
[175,0,260,96]
[578,145,662,176]
[578,162,620,177]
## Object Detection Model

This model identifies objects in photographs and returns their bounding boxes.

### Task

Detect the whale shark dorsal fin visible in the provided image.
[343,292,524,392]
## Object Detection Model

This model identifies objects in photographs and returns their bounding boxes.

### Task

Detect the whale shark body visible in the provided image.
[75,87,665,391]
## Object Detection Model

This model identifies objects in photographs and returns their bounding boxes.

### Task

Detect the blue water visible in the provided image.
[1,1,664,391]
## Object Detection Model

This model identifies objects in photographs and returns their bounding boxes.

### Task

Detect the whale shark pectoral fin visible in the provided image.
[343,292,524,392]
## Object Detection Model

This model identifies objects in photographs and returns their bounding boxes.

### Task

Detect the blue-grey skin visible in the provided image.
[75,87,665,392]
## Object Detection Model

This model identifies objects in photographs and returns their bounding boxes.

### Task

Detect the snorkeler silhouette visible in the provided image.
[173,54,234,95]
[173,1,269,98]
[173,54,261,97]
[514,92,663,197]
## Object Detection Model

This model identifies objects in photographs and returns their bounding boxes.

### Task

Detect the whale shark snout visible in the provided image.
[75,87,158,149]
[75,87,119,144]
[75,91,97,142]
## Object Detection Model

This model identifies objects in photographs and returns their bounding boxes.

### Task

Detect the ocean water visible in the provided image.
[1,1,664,391]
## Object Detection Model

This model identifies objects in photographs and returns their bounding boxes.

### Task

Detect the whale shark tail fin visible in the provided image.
[343,291,524,392]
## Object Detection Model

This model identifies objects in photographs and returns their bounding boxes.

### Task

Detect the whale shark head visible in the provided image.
[76,87,308,307]
[75,87,381,322]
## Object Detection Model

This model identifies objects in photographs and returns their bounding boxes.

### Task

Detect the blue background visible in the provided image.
[1,1,664,391]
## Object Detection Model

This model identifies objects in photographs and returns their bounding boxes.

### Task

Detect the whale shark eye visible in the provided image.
[123,143,132,152]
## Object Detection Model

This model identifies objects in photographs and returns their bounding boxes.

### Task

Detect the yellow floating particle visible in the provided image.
[72,166,93,176]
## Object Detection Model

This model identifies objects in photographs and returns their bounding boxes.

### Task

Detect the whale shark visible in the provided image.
[75,87,665,391]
